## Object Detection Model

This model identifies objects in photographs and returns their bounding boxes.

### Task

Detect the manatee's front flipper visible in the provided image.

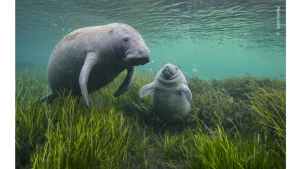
[114,66,136,97]
[139,82,155,98]
[79,52,100,109]
[39,93,57,103]
[178,84,192,103]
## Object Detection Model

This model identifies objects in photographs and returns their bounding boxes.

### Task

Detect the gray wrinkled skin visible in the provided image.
[41,23,150,108]
[139,64,192,122]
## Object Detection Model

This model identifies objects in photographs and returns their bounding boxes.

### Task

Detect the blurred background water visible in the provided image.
[16,0,286,80]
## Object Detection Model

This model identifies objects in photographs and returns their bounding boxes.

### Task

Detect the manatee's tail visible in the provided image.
[39,93,58,104]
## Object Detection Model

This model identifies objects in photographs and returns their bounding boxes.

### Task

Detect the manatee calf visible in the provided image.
[41,23,150,108]
[139,64,192,121]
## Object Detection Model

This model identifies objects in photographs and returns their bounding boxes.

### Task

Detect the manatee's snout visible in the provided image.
[126,46,150,66]
[163,71,172,79]
[162,65,174,79]
[133,57,150,65]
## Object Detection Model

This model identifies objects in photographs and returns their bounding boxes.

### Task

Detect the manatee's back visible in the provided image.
[151,84,190,120]
[46,25,108,94]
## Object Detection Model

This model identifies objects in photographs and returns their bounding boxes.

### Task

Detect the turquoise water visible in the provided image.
[16,0,286,80]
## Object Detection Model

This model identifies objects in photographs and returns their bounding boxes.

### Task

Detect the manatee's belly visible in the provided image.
[151,88,190,119]
[46,32,127,95]
[48,66,122,95]
[47,54,124,95]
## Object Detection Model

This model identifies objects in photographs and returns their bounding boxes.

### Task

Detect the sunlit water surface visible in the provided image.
[16,0,286,80]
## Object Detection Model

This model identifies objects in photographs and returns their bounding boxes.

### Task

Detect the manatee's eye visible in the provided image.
[175,67,178,70]
[123,37,130,44]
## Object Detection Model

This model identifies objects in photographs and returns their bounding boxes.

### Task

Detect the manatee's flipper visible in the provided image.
[39,93,57,103]
[114,66,136,97]
[79,52,100,109]
[178,84,192,103]
[139,82,155,98]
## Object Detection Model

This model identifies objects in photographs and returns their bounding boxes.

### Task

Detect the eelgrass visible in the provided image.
[249,88,286,161]
[182,126,284,169]
[31,101,132,168]
[15,67,286,168]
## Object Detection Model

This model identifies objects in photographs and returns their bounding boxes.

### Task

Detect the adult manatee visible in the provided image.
[139,63,192,121]
[41,23,150,108]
